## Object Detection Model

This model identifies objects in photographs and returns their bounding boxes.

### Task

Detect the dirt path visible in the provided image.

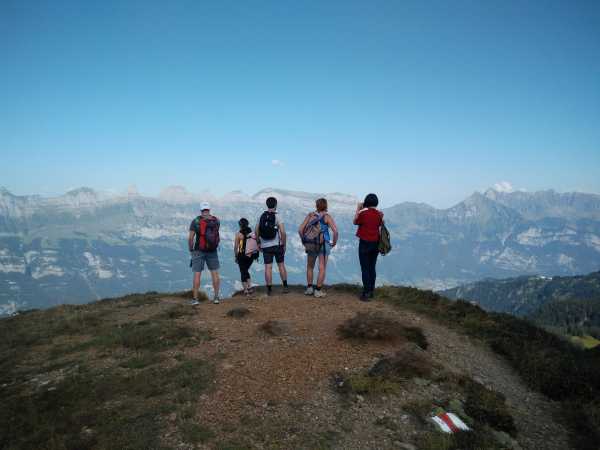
[163,288,571,450]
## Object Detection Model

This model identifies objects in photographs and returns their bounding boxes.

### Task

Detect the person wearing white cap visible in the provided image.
[188,202,221,304]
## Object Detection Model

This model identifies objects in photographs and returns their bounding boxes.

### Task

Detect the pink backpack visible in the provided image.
[244,232,259,257]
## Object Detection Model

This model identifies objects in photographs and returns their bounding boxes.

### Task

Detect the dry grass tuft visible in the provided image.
[227,307,251,318]
[259,320,290,336]
[337,312,428,348]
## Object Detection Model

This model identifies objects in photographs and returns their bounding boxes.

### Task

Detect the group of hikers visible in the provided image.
[187,194,390,305]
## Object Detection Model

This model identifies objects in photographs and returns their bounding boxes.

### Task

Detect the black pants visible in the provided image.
[237,255,254,282]
[359,239,379,293]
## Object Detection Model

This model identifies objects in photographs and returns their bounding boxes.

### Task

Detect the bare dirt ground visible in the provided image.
[162,287,571,450]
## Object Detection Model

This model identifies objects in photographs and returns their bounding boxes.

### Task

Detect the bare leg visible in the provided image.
[317,254,328,287]
[210,271,220,297]
[265,264,273,286]
[193,272,202,299]
[277,262,288,283]
[306,256,316,285]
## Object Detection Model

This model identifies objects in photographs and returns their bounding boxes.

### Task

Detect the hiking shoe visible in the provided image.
[213,296,220,304]
[282,286,290,294]
[359,292,371,302]
[304,286,314,296]
[190,299,200,306]
[314,289,327,298]
[368,291,375,299]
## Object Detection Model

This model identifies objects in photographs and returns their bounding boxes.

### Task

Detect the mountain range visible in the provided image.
[441,271,600,339]
[1,185,600,314]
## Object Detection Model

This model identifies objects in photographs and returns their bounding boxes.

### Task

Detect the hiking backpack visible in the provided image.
[301,213,324,254]
[237,232,259,260]
[378,223,392,256]
[258,211,278,240]
[194,215,220,252]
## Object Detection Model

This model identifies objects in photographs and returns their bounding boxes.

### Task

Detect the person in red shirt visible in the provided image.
[353,193,383,301]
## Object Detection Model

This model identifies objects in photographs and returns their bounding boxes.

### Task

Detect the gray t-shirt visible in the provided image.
[258,211,283,248]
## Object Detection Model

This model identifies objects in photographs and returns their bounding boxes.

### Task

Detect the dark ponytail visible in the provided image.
[238,218,252,236]
[363,193,379,208]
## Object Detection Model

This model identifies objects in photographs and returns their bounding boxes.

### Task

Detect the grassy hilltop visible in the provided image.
[1,286,599,450]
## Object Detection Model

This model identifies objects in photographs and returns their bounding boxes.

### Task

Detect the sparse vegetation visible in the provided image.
[0,293,214,450]
[340,373,403,395]
[461,378,516,435]
[227,307,251,318]
[336,346,436,397]
[417,428,504,450]
[260,320,290,336]
[1,286,589,449]
[379,285,600,450]
[368,348,434,380]
[337,312,428,348]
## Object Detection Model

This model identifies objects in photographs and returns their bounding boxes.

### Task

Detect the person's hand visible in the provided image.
[357,202,363,210]
[331,241,337,248]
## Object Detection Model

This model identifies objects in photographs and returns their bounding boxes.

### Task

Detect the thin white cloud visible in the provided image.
[493,181,515,193]
[271,159,285,167]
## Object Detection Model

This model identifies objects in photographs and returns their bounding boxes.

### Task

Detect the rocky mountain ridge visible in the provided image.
[1,185,600,314]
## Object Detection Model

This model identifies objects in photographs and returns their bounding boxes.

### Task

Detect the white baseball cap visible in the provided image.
[200,201,210,211]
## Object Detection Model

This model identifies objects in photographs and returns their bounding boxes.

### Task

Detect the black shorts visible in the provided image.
[262,245,285,264]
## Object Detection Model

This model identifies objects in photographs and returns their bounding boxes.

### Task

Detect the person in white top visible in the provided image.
[255,196,289,296]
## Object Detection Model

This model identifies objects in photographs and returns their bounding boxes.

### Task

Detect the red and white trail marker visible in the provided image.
[431,412,471,433]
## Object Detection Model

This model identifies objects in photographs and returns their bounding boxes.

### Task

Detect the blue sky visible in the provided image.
[1,0,599,208]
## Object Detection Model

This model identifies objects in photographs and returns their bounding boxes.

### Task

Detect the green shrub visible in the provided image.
[462,379,516,435]
[338,312,428,348]
[369,348,434,380]
[342,373,402,395]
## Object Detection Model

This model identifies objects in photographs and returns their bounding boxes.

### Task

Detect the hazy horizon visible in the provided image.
[3,180,599,211]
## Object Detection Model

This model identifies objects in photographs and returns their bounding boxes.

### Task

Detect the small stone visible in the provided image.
[413,377,431,387]
[356,394,365,403]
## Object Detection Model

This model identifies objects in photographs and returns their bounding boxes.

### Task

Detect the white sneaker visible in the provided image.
[213,296,220,304]
[304,287,314,296]
[190,299,200,306]
[314,289,327,298]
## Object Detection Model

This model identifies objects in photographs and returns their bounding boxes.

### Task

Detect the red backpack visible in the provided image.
[193,216,220,251]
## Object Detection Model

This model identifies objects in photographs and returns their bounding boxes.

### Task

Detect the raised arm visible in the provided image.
[353,202,364,225]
